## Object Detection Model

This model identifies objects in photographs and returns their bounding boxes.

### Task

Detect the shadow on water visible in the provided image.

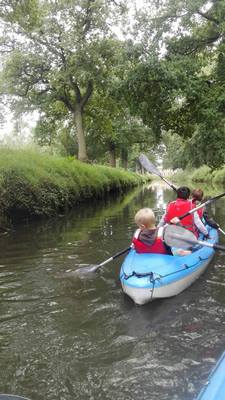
[0,183,225,400]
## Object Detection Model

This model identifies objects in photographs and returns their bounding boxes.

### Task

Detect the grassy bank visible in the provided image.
[164,164,225,195]
[0,148,146,226]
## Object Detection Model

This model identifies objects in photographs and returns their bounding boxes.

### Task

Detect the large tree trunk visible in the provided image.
[74,106,88,161]
[108,143,116,167]
[121,148,128,169]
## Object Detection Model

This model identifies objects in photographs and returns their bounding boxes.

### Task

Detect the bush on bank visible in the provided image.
[0,148,146,224]
[163,164,225,190]
[190,165,212,182]
[191,165,225,185]
[212,165,225,185]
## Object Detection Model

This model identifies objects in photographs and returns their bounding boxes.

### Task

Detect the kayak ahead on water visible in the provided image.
[196,351,225,400]
[120,226,218,305]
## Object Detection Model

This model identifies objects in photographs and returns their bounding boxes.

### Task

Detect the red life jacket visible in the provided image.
[164,199,195,233]
[192,199,204,219]
[132,228,169,254]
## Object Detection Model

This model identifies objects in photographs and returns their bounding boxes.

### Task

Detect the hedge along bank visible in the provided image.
[0,148,146,225]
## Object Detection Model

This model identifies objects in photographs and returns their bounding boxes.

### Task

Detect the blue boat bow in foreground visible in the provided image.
[196,351,225,400]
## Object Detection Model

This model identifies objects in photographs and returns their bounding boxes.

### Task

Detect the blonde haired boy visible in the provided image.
[132,208,170,254]
[134,208,156,229]
[133,207,190,256]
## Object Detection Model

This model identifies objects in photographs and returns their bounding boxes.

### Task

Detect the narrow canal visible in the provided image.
[0,184,225,400]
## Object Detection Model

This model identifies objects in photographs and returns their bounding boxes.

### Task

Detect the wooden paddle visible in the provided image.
[138,153,177,192]
[163,224,225,251]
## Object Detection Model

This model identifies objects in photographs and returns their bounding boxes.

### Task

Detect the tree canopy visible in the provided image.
[130,0,225,168]
[1,0,225,169]
[0,0,131,161]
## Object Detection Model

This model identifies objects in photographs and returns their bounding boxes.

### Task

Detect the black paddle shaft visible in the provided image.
[164,225,225,252]
[92,246,131,272]
[179,191,225,220]
[138,154,177,192]
[211,243,225,251]
[173,234,225,252]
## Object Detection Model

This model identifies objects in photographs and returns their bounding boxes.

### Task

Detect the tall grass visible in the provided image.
[0,148,146,224]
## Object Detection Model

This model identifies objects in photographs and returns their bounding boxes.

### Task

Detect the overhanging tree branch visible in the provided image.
[81,80,93,109]
[196,9,219,24]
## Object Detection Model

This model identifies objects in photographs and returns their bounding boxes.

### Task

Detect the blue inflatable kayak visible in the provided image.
[120,226,218,305]
[196,351,225,399]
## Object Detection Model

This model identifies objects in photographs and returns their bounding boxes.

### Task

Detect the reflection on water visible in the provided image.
[0,185,225,400]
[150,181,173,222]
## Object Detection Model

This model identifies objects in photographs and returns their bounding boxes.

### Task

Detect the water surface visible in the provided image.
[0,184,225,400]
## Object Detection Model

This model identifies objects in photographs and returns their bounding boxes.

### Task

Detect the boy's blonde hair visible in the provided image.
[134,208,156,228]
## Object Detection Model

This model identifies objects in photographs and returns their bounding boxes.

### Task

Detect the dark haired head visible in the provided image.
[177,186,190,200]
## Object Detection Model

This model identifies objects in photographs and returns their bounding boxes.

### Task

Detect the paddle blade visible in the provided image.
[163,224,197,249]
[138,154,161,176]
[138,154,177,192]
[67,246,131,276]
[72,264,100,276]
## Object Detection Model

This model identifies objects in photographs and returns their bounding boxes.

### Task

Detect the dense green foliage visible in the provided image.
[124,0,225,169]
[213,166,225,185]
[0,0,155,165]
[0,148,145,223]
[166,164,225,189]
[0,0,225,173]
[191,165,212,183]
[0,1,133,161]
[191,164,225,186]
